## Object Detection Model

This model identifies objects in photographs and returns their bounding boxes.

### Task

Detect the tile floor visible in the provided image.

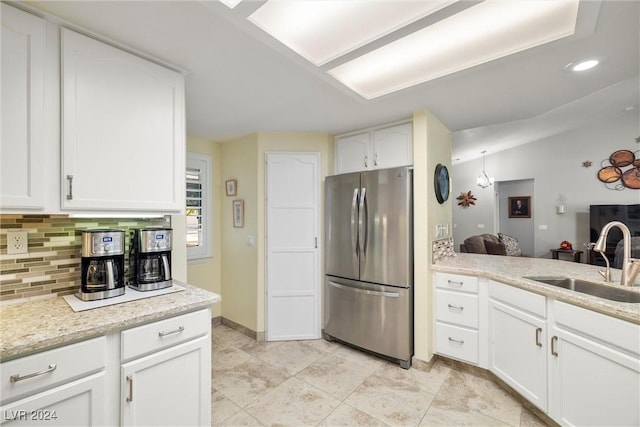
[212,324,550,426]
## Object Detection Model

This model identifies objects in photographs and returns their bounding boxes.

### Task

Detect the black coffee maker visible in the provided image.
[77,229,125,301]
[129,228,172,291]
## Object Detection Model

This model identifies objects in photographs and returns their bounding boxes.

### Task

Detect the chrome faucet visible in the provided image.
[594,221,640,287]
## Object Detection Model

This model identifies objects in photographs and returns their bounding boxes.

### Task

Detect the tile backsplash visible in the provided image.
[0,215,170,305]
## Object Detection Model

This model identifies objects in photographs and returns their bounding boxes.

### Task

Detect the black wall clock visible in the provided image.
[434,163,450,204]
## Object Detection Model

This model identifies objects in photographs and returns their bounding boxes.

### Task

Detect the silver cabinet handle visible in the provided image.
[10,364,57,383]
[66,175,74,200]
[158,326,184,337]
[447,280,464,287]
[448,337,464,345]
[364,155,368,168]
[551,336,559,356]
[374,153,378,166]
[447,304,464,311]
[126,375,133,402]
[535,327,543,347]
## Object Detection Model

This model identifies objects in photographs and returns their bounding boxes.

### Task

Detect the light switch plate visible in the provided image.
[7,230,28,254]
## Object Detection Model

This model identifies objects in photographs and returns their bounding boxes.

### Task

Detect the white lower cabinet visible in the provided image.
[434,274,640,426]
[549,301,640,426]
[1,309,211,427]
[488,281,547,412]
[121,336,210,426]
[0,337,106,426]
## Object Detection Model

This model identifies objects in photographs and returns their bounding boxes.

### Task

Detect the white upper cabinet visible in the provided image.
[61,28,185,212]
[1,4,45,210]
[335,122,412,174]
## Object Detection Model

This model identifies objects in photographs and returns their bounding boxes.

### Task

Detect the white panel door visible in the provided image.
[266,152,320,341]
[1,4,45,209]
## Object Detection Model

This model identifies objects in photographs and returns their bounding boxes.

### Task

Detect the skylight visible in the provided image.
[248,0,458,66]
[329,0,580,99]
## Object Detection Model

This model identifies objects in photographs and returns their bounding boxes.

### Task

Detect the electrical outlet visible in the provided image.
[7,230,28,255]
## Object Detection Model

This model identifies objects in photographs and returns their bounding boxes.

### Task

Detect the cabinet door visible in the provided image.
[335,132,371,173]
[121,336,210,426]
[489,299,547,412]
[1,4,45,210]
[61,28,185,212]
[372,123,412,169]
[549,327,640,427]
[0,373,105,426]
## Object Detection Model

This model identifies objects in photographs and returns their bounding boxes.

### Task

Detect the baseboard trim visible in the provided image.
[218,317,264,341]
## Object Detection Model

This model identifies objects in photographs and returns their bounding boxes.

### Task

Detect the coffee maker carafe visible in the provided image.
[129,228,172,291]
[77,229,125,301]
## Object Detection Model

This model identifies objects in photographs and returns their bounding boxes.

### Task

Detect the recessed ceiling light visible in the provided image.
[570,59,599,72]
[248,0,457,66]
[329,0,580,99]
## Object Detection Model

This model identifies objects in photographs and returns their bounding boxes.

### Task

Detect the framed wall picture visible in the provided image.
[508,196,531,218]
[225,179,237,196]
[232,199,244,227]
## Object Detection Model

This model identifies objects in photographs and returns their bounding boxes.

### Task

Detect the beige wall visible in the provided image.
[412,110,452,363]
[185,137,222,318]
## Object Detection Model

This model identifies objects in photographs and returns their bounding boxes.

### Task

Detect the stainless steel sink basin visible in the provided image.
[525,277,640,303]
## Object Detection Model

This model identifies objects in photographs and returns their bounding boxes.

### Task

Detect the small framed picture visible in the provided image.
[508,196,531,218]
[225,179,237,196]
[232,199,244,228]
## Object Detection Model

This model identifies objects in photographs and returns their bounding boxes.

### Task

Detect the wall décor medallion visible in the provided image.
[597,148,640,190]
[456,191,477,208]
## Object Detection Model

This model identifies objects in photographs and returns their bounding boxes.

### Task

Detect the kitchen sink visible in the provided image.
[525,277,640,303]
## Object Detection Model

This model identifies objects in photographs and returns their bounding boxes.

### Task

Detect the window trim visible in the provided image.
[186,152,212,260]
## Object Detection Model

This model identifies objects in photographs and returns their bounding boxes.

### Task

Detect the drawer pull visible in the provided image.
[447,304,464,312]
[448,337,464,345]
[126,375,133,402]
[535,327,543,347]
[66,175,73,200]
[10,364,57,383]
[158,326,184,337]
[447,280,464,287]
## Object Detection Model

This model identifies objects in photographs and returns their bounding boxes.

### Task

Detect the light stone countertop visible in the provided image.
[0,281,221,362]
[432,253,640,324]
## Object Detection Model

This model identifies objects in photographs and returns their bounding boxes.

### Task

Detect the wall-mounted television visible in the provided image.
[589,204,640,265]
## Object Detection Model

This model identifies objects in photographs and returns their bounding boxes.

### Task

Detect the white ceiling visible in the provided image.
[23,0,640,164]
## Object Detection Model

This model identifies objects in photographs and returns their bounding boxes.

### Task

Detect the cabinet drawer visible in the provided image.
[435,289,479,328]
[435,273,478,293]
[553,300,640,356]
[489,280,546,318]
[121,309,210,361]
[1,336,105,405]
[435,322,479,364]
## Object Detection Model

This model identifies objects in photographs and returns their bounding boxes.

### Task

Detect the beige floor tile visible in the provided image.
[320,403,389,426]
[331,343,388,373]
[244,377,341,426]
[212,344,253,373]
[519,407,549,427]
[212,389,243,425]
[256,340,327,376]
[213,357,290,408]
[214,325,258,349]
[420,406,507,426]
[429,369,523,426]
[296,353,373,400]
[220,410,263,427]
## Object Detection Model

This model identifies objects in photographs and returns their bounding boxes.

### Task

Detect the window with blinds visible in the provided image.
[186,153,211,259]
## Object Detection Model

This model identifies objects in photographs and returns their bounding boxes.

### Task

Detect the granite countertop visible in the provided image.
[433,253,640,324]
[0,281,221,362]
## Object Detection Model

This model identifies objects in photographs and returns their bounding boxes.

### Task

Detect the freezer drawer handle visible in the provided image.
[328,281,399,297]
[447,304,464,312]
[10,364,57,383]
[448,337,464,345]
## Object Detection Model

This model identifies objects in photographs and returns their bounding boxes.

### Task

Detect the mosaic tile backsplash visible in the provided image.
[0,215,170,305]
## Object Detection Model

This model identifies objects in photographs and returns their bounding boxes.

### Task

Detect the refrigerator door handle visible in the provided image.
[358,187,368,258]
[351,188,359,257]
[328,281,400,298]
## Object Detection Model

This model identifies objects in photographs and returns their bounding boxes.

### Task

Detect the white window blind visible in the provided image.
[186,153,211,259]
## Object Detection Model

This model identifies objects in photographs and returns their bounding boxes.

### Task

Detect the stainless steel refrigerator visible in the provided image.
[324,166,413,368]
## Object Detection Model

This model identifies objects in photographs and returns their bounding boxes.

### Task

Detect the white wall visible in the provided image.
[452,109,639,258]
[497,179,535,256]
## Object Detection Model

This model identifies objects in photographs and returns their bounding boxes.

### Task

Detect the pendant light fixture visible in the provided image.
[477,150,493,188]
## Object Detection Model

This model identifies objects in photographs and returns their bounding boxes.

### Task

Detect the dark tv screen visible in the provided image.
[589,204,640,248]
